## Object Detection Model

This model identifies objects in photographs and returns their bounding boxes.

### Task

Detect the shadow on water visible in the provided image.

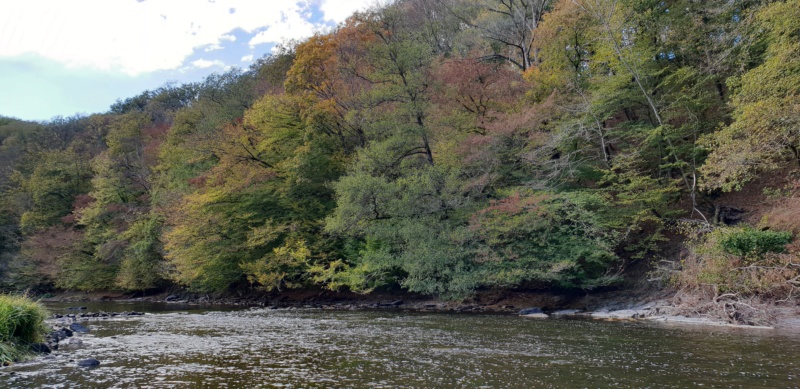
[2,302,799,388]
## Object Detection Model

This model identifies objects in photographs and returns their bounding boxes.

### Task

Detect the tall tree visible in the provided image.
[701,0,800,191]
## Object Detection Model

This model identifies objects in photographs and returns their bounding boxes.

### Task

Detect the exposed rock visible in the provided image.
[521,313,549,319]
[518,307,544,315]
[77,358,100,367]
[713,205,744,225]
[29,343,51,354]
[590,309,648,320]
[65,338,83,345]
[647,315,773,329]
[69,323,90,333]
[551,309,583,317]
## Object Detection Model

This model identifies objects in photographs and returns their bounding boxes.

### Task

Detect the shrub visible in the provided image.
[677,225,798,298]
[469,190,622,289]
[718,227,792,259]
[0,294,49,364]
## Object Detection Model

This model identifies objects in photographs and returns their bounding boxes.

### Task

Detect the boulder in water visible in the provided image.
[30,343,51,354]
[69,323,90,333]
[518,307,544,315]
[77,358,100,367]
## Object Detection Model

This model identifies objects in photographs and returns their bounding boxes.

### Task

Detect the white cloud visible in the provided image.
[318,0,376,23]
[204,44,224,52]
[241,54,254,62]
[191,59,226,69]
[0,0,360,76]
[248,9,321,47]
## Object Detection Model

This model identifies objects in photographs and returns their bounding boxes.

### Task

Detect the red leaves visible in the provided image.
[433,57,526,127]
[469,191,551,231]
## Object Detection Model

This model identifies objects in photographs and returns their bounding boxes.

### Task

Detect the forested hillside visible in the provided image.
[1,0,798,305]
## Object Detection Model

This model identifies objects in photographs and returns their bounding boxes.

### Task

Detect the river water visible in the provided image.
[1,302,799,388]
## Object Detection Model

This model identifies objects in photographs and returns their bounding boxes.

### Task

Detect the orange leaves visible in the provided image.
[285,18,375,100]
[285,35,338,96]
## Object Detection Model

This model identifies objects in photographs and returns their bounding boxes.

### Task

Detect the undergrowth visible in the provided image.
[0,294,49,364]
[673,224,799,325]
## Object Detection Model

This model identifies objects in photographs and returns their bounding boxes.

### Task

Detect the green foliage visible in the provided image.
[701,0,800,191]
[471,189,621,289]
[17,149,91,233]
[56,243,118,291]
[0,294,49,363]
[242,238,311,291]
[163,94,345,292]
[2,0,798,302]
[678,225,798,297]
[115,214,165,291]
[718,228,793,258]
[310,238,398,294]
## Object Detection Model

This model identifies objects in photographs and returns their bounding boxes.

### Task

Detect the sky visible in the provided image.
[0,0,377,122]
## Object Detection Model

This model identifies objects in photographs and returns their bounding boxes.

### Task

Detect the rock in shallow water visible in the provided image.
[77,358,100,367]
[520,313,550,319]
[518,307,544,315]
[69,323,90,333]
[29,343,51,354]
[551,309,583,316]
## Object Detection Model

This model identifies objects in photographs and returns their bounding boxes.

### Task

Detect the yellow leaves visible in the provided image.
[524,65,569,102]
[242,239,311,291]
[245,220,286,249]
[755,0,800,42]
[701,0,800,192]
[105,112,149,156]
[285,34,338,96]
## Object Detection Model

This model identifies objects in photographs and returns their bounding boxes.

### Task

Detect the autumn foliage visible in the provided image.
[0,0,797,302]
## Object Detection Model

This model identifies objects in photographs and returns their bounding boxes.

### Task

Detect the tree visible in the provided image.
[163,95,344,292]
[701,0,800,191]
[454,0,553,70]
[17,149,92,233]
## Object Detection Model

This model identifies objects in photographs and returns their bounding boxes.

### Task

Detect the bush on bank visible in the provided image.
[0,294,49,364]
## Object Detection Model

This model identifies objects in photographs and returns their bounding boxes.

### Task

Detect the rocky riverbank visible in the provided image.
[39,287,800,331]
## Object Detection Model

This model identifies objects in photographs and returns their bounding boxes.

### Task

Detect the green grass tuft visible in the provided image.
[0,294,49,364]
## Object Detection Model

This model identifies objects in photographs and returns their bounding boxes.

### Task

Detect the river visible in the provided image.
[1,302,798,388]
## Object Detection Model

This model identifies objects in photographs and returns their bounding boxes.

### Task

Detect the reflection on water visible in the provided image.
[2,302,799,388]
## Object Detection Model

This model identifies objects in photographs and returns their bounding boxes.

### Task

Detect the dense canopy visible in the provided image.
[1,0,798,301]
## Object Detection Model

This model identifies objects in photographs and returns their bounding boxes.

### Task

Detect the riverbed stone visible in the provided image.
[591,309,647,319]
[30,343,51,354]
[77,358,100,367]
[69,323,90,333]
[521,313,550,319]
[551,309,583,316]
[518,307,544,315]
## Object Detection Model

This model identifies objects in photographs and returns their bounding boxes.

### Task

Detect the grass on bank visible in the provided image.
[0,294,49,364]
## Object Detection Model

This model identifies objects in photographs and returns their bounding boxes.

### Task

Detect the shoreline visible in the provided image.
[37,287,800,332]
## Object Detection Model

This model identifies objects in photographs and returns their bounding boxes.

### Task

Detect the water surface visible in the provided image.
[2,302,798,388]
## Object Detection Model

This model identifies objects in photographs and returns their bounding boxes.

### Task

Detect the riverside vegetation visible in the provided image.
[0,0,798,325]
[0,294,48,363]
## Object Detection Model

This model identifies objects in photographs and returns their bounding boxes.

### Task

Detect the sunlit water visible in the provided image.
[2,302,799,388]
